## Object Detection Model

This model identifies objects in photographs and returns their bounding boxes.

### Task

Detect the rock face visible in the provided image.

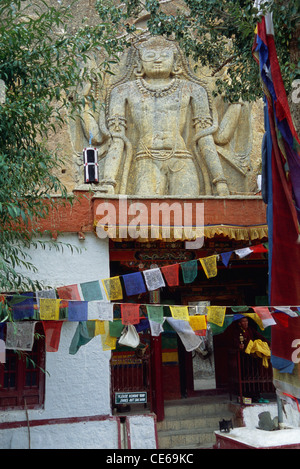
[46,0,265,196]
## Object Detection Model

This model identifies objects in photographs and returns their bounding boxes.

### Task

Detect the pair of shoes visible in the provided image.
[258,397,269,403]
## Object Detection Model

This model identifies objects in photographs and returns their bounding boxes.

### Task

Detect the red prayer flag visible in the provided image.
[160,263,180,286]
[57,284,81,300]
[42,321,63,352]
[121,303,140,325]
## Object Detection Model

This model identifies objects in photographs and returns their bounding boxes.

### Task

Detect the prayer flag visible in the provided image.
[221,251,233,267]
[57,284,81,300]
[181,260,198,283]
[69,321,94,355]
[68,301,88,321]
[143,268,165,291]
[109,319,124,337]
[39,298,60,320]
[102,276,123,301]
[10,293,35,320]
[189,315,207,335]
[87,301,113,321]
[101,322,117,351]
[252,306,276,328]
[166,318,201,352]
[235,247,252,259]
[199,255,218,278]
[146,305,164,324]
[94,320,105,336]
[42,321,63,352]
[149,320,164,337]
[250,244,268,253]
[121,303,140,325]
[122,272,146,296]
[207,306,226,327]
[80,280,103,301]
[169,306,189,321]
[160,263,180,286]
[6,322,36,351]
[253,4,300,305]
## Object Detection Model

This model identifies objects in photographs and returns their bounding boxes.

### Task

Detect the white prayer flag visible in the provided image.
[143,268,166,291]
[87,301,114,321]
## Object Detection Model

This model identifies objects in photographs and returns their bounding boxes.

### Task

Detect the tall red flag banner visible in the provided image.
[253,6,300,305]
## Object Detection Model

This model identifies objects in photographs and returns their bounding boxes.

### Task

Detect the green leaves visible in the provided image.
[0,0,121,292]
[95,0,299,102]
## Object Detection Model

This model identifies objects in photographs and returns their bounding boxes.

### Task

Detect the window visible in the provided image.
[0,323,45,409]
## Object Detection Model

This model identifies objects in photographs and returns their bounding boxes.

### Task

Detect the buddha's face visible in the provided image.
[140,47,175,79]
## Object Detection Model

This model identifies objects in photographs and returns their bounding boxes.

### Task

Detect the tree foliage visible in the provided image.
[96,0,300,103]
[0,0,120,292]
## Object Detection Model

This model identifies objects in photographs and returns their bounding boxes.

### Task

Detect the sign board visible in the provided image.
[115,392,147,404]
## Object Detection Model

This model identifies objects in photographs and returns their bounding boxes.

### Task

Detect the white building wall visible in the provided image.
[0,233,120,449]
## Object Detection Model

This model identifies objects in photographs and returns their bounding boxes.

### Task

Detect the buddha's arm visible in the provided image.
[100,88,127,193]
[191,86,229,196]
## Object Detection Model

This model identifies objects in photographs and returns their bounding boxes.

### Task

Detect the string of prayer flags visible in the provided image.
[42,321,63,352]
[57,284,81,300]
[39,298,61,320]
[80,280,103,301]
[102,276,123,301]
[143,268,165,291]
[6,321,36,351]
[121,303,140,325]
[87,301,113,321]
[160,263,180,287]
[221,251,233,267]
[170,305,189,321]
[68,300,88,322]
[252,307,277,328]
[199,255,218,279]
[181,260,198,284]
[189,315,207,336]
[122,272,146,296]
[207,306,226,327]
[146,305,164,324]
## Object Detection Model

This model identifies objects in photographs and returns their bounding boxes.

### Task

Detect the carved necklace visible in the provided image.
[136,76,180,98]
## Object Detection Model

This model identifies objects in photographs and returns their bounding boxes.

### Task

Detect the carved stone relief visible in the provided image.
[71,36,256,196]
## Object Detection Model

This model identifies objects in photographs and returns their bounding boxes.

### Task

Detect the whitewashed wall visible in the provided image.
[0,233,120,449]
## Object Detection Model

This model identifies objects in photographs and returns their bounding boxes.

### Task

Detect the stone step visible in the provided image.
[157,411,233,432]
[157,427,217,449]
[156,396,234,449]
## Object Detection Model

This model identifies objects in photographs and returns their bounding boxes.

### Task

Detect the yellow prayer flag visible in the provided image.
[39,298,60,320]
[94,320,105,336]
[207,306,226,327]
[199,255,218,278]
[169,306,189,321]
[243,313,264,330]
[102,276,123,301]
[189,315,207,331]
[101,321,117,350]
